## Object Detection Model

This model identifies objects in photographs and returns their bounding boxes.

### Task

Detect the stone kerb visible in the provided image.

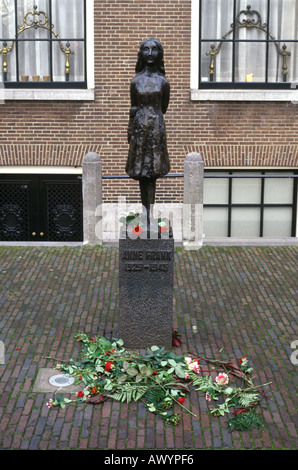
[0,341,4,364]
[82,152,102,245]
[183,152,204,250]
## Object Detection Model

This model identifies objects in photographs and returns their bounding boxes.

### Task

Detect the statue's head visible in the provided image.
[135,38,165,75]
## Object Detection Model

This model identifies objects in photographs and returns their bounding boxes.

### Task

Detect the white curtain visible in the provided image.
[201,0,297,83]
[0,0,16,80]
[0,0,84,82]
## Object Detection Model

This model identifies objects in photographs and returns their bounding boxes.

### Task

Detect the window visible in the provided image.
[191,0,298,100]
[199,0,297,89]
[203,171,297,237]
[0,0,87,89]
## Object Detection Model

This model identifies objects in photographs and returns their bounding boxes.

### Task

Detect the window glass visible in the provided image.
[204,174,229,204]
[234,42,267,83]
[16,0,50,35]
[203,208,229,237]
[200,0,233,41]
[1,0,15,37]
[231,175,262,204]
[264,173,294,204]
[18,41,50,81]
[52,40,85,82]
[52,0,84,38]
[263,208,293,236]
[230,208,260,237]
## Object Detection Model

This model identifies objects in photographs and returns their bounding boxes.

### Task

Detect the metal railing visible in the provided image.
[102,173,297,179]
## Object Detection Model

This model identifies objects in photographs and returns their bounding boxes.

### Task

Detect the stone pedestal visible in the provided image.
[118,231,174,349]
[183,152,204,249]
[82,152,102,245]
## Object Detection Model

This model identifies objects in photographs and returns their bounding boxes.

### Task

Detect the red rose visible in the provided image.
[77,391,84,397]
[132,225,143,235]
[105,361,113,372]
[152,371,158,375]
[159,226,168,233]
[105,349,115,355]
[178,397,185,404]
[239,356,248,364]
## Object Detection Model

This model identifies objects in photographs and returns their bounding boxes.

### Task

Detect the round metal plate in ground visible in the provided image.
[49,374,75,387]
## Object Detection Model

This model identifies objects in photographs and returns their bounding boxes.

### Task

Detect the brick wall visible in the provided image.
[0,0,297,203]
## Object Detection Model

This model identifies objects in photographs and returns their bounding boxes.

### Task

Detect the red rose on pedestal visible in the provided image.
[132,225,143,235]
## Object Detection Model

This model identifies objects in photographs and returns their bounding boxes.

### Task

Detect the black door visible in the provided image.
[0,174,83,242]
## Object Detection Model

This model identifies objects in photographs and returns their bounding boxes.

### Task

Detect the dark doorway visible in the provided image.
[0,174,83,242]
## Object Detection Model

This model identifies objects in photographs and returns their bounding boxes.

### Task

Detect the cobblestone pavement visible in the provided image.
[0,244,297,451]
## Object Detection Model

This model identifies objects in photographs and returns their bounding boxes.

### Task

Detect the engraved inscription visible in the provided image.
[122,250,143,260]
[125,263,169,272]
[146,251,172,261]
[122,250,172,273]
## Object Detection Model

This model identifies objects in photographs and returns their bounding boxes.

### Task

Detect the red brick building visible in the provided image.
[0,0,297,241]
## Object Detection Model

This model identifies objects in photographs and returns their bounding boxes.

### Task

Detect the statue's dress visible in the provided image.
[126,72,170,180]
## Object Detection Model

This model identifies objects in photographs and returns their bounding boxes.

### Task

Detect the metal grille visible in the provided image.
[0,183,30,241]
[47,183,83,241]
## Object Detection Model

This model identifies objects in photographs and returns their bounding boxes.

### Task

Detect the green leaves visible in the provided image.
[49,333,194,425]
[107,384,147,404]
[227,410,264,432]
[145,347,188,379]
[48,333,270,432]
[121,363,154,384]
[119,212,141,226]
[126,367,138,377]
[51,396,73,409]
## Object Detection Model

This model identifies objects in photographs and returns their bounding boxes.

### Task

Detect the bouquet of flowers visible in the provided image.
[46,334,270,431]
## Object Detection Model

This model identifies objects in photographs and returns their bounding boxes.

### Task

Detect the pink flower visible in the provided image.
[184,373,189,380]
[215,373,229,385]
[205,393,212,402]
[188,359,200,375]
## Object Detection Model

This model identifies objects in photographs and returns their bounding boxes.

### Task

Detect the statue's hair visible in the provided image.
[135,38,166,75]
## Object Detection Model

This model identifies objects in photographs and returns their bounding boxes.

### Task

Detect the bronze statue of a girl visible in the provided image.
[126,38,170,229]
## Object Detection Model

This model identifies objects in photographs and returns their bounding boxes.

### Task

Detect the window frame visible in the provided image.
[0,0,94,101]
[203,170,298,238]
[191,0,298,101]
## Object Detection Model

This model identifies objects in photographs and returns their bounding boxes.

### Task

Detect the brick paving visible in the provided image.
[0,244,297,450]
